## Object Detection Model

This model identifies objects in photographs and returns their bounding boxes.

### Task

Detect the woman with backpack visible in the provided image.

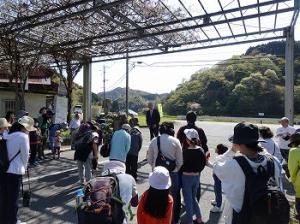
[75,123,99,184]
[0,116,35,224]
[181,129,206,224]
[137,166,173,224]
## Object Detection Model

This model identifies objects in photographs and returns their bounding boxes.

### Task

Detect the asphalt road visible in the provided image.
[18,121,298,224]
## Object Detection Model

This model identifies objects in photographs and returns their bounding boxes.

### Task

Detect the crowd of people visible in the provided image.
[1,103,300,224]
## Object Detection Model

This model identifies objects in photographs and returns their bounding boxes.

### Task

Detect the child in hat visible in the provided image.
[53,130,63,159]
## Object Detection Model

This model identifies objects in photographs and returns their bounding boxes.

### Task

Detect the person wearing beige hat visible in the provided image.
[0,116,35,224]
[0,117,11,134]
[137,166,173,224]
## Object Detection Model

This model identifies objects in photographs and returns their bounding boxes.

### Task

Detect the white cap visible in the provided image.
[184,128,199,141]
[18,116,36,132]
[280,117,289,122]
[102,161,126,174]
[149,166,172,190]
[121,124,131,132]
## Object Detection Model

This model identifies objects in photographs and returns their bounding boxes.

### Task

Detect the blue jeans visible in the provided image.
[213,174,222,207]
[170,172,180,224]
[182,174,201,223]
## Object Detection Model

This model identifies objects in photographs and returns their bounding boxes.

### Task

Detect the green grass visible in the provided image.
[138,114,177,127]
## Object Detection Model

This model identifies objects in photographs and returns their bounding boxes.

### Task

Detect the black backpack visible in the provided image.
[74,131,93,162]
[77,173,125,224]
[0,134,20,175]
[232,155,290,224]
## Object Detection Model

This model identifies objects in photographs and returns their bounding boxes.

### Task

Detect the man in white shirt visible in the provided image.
[276,117,296,162]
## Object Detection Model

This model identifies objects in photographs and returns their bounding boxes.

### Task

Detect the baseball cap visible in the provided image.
[18,116,36,132]
[122,124,131,132]
[231,123,266,144]
[149,166,172,190]
[0,118,11,128]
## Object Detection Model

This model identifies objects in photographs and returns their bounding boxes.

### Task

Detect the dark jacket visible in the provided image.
[177,123,208,152]
[128,127,143,156]
[146,109,160,126]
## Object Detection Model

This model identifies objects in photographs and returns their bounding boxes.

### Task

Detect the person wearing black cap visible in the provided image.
[288,133,300,221]
[214,123,283,224]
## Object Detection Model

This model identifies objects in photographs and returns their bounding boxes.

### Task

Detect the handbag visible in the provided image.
[22,168,31,207]
[155,136,176,172]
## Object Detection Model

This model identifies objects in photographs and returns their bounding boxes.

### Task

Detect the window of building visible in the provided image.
[4,99,16,114]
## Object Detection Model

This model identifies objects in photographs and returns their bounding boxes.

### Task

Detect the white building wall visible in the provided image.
[0,91,48,118]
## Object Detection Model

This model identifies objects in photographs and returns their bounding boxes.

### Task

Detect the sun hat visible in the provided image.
[18,116,36,132]
[0,118,11,128]
[149,166,172,190]
[184,128,199,141]
[288,133,300,147]
[231,123,266,144]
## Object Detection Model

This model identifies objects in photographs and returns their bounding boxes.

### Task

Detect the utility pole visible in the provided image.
[103,65,106,113]
[103,65,106,102]
[125,52,129,116]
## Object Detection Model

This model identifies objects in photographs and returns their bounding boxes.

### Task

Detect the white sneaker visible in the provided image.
[211,200,217,206]
[210,206,222,213]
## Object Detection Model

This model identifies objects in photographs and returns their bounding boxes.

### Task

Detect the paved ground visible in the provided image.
[18,121,299,224]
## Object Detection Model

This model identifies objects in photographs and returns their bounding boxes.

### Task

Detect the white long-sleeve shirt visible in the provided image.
[4,131,30,175]
[214,151,281,224]
[147,134,183,172]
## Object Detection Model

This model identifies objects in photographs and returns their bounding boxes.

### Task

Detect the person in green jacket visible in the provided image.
[288,132,300,221]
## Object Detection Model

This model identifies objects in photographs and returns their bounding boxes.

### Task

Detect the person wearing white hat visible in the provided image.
[181,128,206,224]
[137,166,173,224]
[0,116,35,224]
[276,117,296,163]
[102,161,138,223]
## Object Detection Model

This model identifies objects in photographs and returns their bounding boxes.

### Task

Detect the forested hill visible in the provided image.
[164,41,300,117]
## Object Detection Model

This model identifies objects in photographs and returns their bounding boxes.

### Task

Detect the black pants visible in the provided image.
[29,144,38,164]
[0,173,22,224]
[280,148,290,162]
[149,125,159,140]
[125,154,138,180]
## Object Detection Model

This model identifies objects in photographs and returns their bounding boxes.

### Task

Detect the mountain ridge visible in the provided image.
[98,87,168,101]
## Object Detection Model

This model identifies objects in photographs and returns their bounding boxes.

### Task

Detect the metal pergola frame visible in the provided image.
[0,0,299,121]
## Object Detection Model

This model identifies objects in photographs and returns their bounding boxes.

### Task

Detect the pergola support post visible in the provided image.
[125,52,129,116]
[83,58,92,122]
[284,27,294,125]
